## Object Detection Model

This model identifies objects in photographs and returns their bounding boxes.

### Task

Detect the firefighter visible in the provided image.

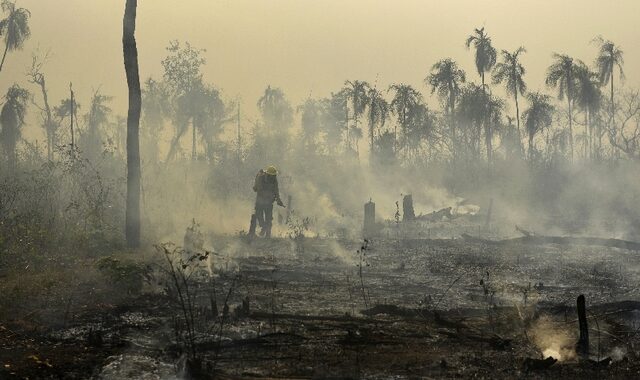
[252,165,284,237]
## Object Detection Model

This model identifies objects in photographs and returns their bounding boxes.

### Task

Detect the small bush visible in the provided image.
[96,256,152,295]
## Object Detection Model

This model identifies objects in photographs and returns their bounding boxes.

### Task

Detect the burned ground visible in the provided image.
[2,235,640,379]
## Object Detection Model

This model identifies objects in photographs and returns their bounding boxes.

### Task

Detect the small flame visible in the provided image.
[543,348,561,361]
[529,316,576,362]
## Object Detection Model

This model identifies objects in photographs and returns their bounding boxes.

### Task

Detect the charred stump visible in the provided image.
[364,200,376,238]
[402,194,415,222]
[576,294,590,359]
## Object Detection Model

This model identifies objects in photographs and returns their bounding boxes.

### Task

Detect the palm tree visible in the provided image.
[342,80,370,150]
[574,62,602,159]
[0,84,29,169]
[322,90,349,152]
[141,77,170,161]
[404,103,434,162]
[53,98,81,151]
[196,84,228,161]
[81,90,113,156]
[466,27,497,164]
[257,85,293,131]
[492,47,526,153]
[546,53,577,161]
[374,131,396,166]
[388,83,422,155]
[0,0,31,73]
[255,85,292,163]
[594,37,624,133]
[457,83,487,159]
[466,28,497,93]
[298,98,324,148]
[426,59,466,154]
[142,78,170,128]
[123,0,142,247]
[365,87,389,157]
[522,92,554,160]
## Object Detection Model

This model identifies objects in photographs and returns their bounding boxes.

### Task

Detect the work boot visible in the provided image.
[259,228,266,237]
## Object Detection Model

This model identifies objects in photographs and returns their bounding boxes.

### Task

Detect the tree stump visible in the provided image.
[576,294,590,359]
[364,200,376,238]
[403,194,415,222]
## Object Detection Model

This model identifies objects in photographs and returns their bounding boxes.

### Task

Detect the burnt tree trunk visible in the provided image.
[70,83,75,154]
[123,0,142,248]
[402,195,415,222]
[576,294,589,359]
[364,200,376,238]
[32,75,54,160]
[192,116,197,160]
[514,87,522,157]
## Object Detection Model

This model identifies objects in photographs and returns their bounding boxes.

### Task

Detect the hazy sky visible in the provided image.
[2,0,639,134]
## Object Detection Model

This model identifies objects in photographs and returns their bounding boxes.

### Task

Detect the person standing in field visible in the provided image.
[252,165,285,238]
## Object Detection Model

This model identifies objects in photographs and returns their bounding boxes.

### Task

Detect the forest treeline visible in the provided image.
[2,30,635,171]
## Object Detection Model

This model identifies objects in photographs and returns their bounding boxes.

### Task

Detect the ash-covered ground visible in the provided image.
[3,230,640,379]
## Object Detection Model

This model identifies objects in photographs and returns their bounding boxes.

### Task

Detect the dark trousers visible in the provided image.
[255,202,274,237]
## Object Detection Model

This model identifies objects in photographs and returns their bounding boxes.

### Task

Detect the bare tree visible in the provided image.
[26,51,57,161]
[606,90,640,159]
[123,0,141,248]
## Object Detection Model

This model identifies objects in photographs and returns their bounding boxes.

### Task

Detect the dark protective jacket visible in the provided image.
[253,170,281,206]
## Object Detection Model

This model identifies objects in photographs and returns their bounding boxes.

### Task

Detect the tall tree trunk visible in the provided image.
[393,123,397,155]
[587,108,592,160]
[567,68,574,162]
[36,77,54,161]
[481,72,491,166]
[123,0,142,248]
[70,83,75,154]
[345,106,349,150]
[370,121,374,154]
[568,96,573,162]
[450,88,456,159]
[369,118,374,161]
[400,108,406,158]
[610,70,615,134]
[6,130,16,171]
[192,116,197,160]
[584,110,589,160]
[237,106,241,163]
[514,90,523,157]
[0,35,10,73]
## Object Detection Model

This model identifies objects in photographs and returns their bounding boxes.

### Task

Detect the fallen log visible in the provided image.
[416,207,454,222]
[461,234,640,251]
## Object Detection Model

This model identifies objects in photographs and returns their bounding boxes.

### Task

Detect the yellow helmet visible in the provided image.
[265,165,278,176]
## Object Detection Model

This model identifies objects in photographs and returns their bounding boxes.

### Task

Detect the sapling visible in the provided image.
[156,243,210,361]
[356,240,371,308]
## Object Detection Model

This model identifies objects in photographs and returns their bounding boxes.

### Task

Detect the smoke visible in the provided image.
[327,240,357,265]
[528,316,576,362]
[134,111,640,248]
[610,346,627,362]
